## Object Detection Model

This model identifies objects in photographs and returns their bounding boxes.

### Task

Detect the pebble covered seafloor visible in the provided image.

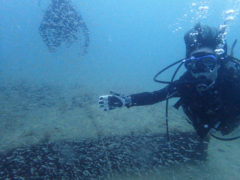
[0,131,208,179]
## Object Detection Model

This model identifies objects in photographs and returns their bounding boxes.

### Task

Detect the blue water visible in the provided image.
[1,0,239,88]
[1,0,240,179]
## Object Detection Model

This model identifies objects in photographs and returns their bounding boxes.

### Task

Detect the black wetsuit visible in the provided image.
[129,56,240,138]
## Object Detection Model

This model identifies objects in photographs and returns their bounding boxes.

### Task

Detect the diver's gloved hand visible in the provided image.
[98,91,132,111]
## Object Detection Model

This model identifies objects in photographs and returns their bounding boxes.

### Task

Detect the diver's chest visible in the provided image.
[187,86,237,115]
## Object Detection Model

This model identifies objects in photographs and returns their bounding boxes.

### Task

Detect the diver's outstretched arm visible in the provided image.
[98,85,176,111]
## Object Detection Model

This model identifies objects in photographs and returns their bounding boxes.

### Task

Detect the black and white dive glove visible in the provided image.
[98,91,132,111]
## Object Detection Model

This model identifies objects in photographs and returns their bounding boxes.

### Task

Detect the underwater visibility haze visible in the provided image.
[1,0,240,179]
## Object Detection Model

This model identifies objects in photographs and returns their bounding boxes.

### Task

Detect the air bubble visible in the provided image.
[214,48,225,55]
[224,9,235,15]
[225,16,235,22]
[198,6,209,11]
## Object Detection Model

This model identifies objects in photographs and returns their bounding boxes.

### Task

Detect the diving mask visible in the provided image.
[184,54,218,73]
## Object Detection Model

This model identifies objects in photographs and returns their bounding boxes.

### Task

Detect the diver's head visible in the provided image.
[184,23,227,58]
[184,47,220,91]
[184,23,226,92]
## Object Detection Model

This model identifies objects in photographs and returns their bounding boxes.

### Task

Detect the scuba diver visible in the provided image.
[99,23,240,140]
